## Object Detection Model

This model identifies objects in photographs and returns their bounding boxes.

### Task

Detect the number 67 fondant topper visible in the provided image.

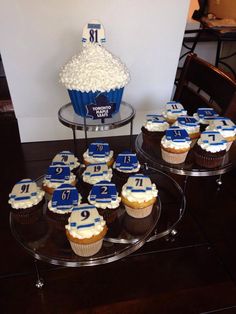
[82,20,106,45]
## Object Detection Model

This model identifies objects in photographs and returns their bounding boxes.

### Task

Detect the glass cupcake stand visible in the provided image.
[10,165,185,288]
[135,133,236,191]
[58,101,136,153]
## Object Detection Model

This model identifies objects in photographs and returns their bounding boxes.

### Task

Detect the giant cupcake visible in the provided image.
[60,42,130,117]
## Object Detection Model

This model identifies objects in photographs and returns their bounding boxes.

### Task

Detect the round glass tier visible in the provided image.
[10,167,185,267]
[135,133,236,176]
[58,101,135,131]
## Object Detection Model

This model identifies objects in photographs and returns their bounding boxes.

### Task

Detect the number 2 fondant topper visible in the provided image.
[82,20,106,45]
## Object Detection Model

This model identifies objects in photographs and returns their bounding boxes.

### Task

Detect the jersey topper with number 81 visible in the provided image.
[82,20,106,45]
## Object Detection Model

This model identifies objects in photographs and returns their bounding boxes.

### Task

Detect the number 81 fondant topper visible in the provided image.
[201,131,227,145]
[82,20,106,45]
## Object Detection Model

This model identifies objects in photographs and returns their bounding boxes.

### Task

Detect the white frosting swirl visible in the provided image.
[122,183,158,203]
[143,120,169,132]
[161,136,191,150]
[60,43,130,92]
[9,187,44,209]
[83,150,114,164]
[43,173,76,189]
[83,164,113,184]
[197,137,227,152]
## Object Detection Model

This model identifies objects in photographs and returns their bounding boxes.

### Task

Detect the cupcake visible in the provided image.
[47,183,82,222]
[65,203,108,257]
[121,174,158,218]
[82,163,113,185]
[194,131,227,168]
[163,101,187,124]
[113,151,141,174]
[52,151,80,173]
[141,114,169,143]
[59,42,130,117]
[206,117,236,151]
[161,126,191,164]
[42,164,77,195]
[193,108,219,131]
[9,178,45,223]
[88,180,121,210]
[83,142,114,167]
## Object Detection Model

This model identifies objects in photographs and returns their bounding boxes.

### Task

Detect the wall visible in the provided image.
[0,0,189,142]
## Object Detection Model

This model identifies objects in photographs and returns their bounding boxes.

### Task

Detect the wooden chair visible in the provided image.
[173,53,236,121]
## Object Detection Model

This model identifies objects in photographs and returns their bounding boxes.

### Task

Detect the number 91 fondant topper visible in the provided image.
[82,20,106,45]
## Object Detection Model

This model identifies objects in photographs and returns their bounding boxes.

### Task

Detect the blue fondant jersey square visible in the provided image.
[90,181,118,203]
[177,116,198,126]
[197,108,217,118]
[88,142,110,158]
[52,184,79,211]
[166,127,190,142]
[115,151,139,171]
[46,165,70,183]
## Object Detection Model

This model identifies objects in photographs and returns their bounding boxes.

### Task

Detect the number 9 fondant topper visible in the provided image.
[82,20,106,45]
[69,204,102,230]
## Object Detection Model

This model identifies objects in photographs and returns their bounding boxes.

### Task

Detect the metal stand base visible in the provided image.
[34,259,44,289]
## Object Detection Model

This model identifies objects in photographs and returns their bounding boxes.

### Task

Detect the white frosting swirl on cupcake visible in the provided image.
[197,131,227,152]
[60,43,130,92]
[43,173,76,189]
[9,179,45,209]
[161,136,191,150]
[121,174,158,203]
[143,114,169,132]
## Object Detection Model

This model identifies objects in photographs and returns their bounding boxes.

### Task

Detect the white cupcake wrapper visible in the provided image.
[161,148,188,164]
[69,239,103,257]
[124,204,153,218]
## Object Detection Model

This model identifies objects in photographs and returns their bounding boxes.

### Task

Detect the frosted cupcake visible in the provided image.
[82,162,112,185]
[113,151,140,174]
[173,116,200,140]
[52,151,80,173]
[161,127,191,164]
[60,42,130,117]
[83,142,114,167]
[47,184,82,222]
[206,117,236,151]
[163,101,187,124]
[121,174,158,218]
[9,179,45,223]
[42,164,77,195]
[194,131,227,168]
[141,114,169,143]
[65,203,108,257]
[193,108,219,131]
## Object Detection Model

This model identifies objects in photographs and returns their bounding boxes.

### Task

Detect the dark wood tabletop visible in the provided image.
[1,123,236,313]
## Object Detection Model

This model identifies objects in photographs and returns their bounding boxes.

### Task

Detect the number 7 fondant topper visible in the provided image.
[82,20,106,45]
[201,131,227,145]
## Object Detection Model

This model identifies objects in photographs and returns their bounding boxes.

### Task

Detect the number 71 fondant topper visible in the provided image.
[82,20,106,45]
